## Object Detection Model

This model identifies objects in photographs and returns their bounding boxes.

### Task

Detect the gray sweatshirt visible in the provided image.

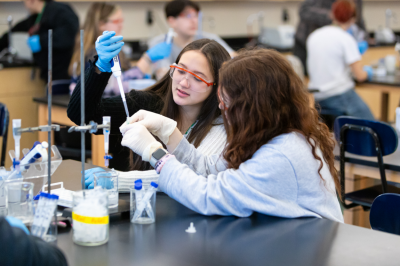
[159,131,343,223]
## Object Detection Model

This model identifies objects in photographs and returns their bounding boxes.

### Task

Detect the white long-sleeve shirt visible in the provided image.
[159,131,344,223]
[118,117,226,191]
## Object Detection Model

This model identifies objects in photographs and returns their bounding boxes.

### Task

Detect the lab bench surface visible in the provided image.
[53,160,400,266]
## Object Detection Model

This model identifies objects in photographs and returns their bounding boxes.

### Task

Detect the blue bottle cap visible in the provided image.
[150,182,158,188]
[134,183,142,190]
[12,159,20,168]
[134,179,142,184]
[49,194,59,200]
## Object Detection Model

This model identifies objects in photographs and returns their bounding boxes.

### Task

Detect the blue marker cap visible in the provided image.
[150,182,158,188]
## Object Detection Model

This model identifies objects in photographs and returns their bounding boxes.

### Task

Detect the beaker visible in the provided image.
[93,170,119,208]
[5,181,34,224]
[72,187,109,246]
[130,185,156,224]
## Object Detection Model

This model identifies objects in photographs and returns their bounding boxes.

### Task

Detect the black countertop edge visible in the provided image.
[0,58,34,69]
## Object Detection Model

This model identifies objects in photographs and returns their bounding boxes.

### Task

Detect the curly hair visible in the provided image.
[219,49,340,199]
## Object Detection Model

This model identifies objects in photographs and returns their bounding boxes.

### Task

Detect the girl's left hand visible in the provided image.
[121,123,163,162]
[120,110,177,145]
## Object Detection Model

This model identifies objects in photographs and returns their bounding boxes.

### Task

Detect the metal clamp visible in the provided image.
[14,124,62,135]
[68,121,110,134]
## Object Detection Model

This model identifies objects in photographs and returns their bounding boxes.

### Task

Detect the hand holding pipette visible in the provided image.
[95,31,124,73]
[95,31,129,120]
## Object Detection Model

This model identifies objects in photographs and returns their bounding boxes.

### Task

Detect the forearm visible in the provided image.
[170,137,226,176]
[67,59,111,126]
[136,54,152,74]
[159,157,251,216]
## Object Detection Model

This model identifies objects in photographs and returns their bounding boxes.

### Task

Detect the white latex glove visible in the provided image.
[121,123,163,162]
[123,110,177,145]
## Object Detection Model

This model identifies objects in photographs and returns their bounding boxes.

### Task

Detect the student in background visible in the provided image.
[121,49,343,222]
[148,0,237,79]
[69,3,130,96]
[1,216,67,266]
[0,0,79,81]
[294,0,366,75]
[307,0,374,120]
[69,3,163,96]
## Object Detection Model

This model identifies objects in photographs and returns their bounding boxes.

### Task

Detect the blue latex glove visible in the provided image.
[358,40,369,55]
[146,42,172,62]
[93,177,114,190]
[27,35,41,53]
[6,216,30,235]
[84,167,105,189]
[363,65,373,81]
[95,31,124,72]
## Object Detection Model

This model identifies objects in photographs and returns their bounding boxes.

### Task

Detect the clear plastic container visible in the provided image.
[5,181,34,224]
[130,181,157,224]
[93,170,118,208]
[72,187,109,246]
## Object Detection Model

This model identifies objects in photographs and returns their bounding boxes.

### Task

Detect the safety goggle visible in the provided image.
[107,18,124,25]
[179,11,198,19]
[169,63,215,92]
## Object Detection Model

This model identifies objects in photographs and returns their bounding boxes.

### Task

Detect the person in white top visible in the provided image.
[148,0,237,79]
[307,0,374,120]
[120,49,343,222]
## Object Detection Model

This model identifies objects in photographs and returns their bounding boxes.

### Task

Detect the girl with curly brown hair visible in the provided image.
[121,48,343,222]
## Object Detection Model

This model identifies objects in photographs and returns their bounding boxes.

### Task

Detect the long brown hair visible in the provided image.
[68,3,124,77]
[219,49,340,198]
[129,39,231,170]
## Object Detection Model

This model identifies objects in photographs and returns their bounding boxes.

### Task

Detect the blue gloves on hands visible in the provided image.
[95,177,114,190]
[6,216,30,235]
[146,42,172,62]
[84,168,114,189]
[27,35,41,53]
[95,31,124,72]
[363,65,373,81]
[358,40,369,55]
[84,167,105,189]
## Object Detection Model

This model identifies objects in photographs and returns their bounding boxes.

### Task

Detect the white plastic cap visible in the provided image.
[185,222,196,233]
[12,119,21,128]
[41,141,49,149]
[103,116,111,125]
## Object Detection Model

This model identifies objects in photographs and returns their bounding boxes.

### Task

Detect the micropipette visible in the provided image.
[110,54,130,122]
[165,28,174,44]
[103,116,112,167]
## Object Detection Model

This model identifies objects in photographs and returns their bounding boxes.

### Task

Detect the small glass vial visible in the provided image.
[72,187,109,246]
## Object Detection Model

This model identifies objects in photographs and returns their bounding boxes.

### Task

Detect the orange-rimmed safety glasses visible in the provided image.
[169,63,215,93]
[179,11,198,19]
[107,18,124,25]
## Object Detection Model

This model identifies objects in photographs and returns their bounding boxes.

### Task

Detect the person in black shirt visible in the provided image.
[0,0,79,81]
[0,216,68,266]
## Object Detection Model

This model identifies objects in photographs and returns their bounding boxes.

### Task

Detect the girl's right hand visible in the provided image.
[120,110,177,145]
[95,31,124,72]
